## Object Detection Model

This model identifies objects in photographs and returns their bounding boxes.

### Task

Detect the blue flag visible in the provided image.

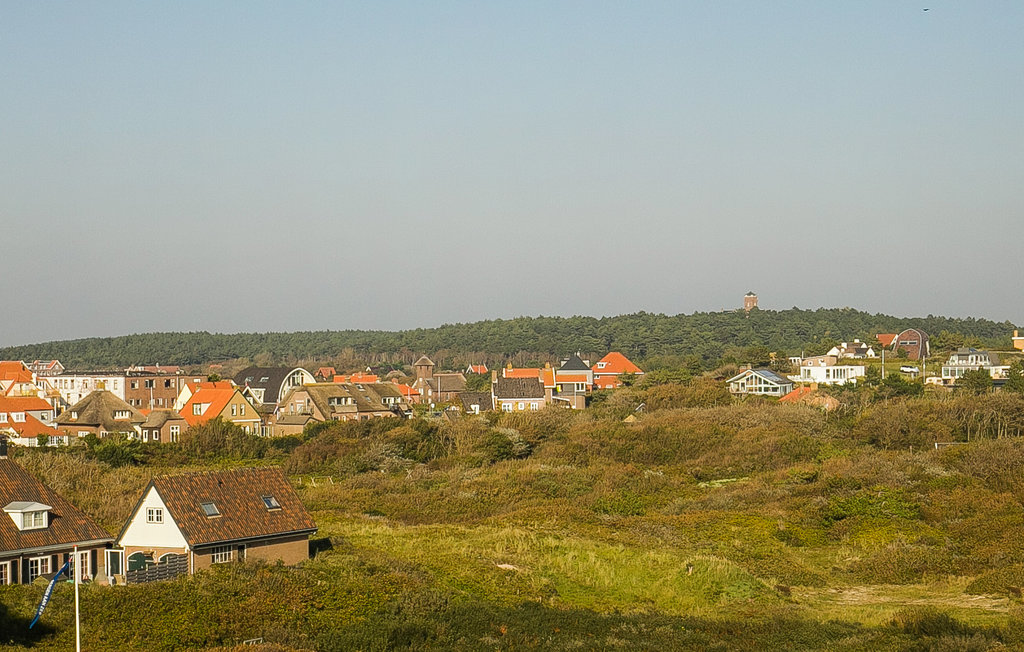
[29,558,70,629]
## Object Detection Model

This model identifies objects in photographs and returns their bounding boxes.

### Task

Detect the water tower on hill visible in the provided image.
[744,292,758,312]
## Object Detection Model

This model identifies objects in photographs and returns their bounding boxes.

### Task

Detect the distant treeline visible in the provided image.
[1,308,1016,370]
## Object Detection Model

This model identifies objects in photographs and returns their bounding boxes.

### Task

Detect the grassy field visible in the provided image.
[4,391,1024,650]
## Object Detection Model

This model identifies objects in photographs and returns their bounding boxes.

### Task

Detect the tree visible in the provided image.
[875,373,924,400]
[958,369,994,395]
[1004,360,1024,394]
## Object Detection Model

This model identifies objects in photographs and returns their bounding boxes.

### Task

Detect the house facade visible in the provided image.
[826,340,876,359]
[0,442,114,585]
[233,367,315,409]
[0,396,61,446]
[941,348,1009,383]
[726,369,794,397]
[892,328,930,360]
[795,356,866,385]
[591,352,645,389]
[47,372,127,409]
[140,409,188,443]
[276,382,408,429]
[181,384,262,434]
[125,372,207,410]
[492,377,547,412]
[115,467,316,582]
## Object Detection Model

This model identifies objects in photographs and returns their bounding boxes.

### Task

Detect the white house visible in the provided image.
[48,373,126,408]
[793,356,865,386]
[826,340,876,359]
[941,348,1009,383]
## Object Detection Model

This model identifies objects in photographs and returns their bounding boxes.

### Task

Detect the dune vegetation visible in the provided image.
[5,382,1024,650]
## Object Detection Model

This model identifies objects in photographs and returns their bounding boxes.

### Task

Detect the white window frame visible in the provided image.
[147,507,163,523]
[29,555,51,581]
[211,545,233,564]
[105,549,124,579]
[70,550,90,582]
[23,510,47,530]
[0,560,10,585]
[169,425,180,442]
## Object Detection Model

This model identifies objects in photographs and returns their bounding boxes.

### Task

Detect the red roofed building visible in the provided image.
[180,385,261,434]
[876,334,898,348]
[466,364,488,375]
[591,352,644,389]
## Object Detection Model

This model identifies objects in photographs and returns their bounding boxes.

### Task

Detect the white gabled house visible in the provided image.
[726,369,794,397]
[114,467,317,584]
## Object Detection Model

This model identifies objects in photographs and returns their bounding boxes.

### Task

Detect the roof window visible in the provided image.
[4,501,51,531]
[200,501,221,517]
[261,495,281,510]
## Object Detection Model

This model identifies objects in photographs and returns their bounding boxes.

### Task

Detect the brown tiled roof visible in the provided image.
[141,409,185,429]
[493,377,545,400]
[430,373,466,393]
[0,457,113,554]
[459,392,492,412]
[145,467,316,547]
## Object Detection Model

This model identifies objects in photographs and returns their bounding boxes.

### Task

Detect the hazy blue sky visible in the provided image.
[2,2,1022,346]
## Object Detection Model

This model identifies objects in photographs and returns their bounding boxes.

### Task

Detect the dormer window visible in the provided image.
[11,412,25,423]
[70,411,79,420]
[114,410,131,420]
[0,414,6,423]
[261,495,281,510]
[200,501,220,517]
[4,502,52,531]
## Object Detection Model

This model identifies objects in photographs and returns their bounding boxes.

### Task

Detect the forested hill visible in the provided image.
[1,308,1016,370]
[2,309,1015,368]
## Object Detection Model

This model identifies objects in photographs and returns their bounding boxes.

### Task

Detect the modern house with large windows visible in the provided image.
[0,439,113,584]
[115,467,317,583]
[726,368,794,397]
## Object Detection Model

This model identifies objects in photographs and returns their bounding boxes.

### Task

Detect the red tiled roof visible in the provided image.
[779,386,814,403]
[349,373,379,383]
[504,367,541,379]
[0,396,52,412]
[392,382,418,398]
[0,457,113,553]
[592,352,644,376]
[556,373,590,383]
[0,362,33,384]
[181,386,239,427]
[876,334,898,347]
[6,414,59,439]
[467,364,488,374]
[136,467,316,547]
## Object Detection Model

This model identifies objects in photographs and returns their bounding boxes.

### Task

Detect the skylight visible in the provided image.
[261,495,281,510]
[200,501,220,517]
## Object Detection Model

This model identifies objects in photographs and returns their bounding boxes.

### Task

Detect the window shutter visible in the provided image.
[52,554,59,572]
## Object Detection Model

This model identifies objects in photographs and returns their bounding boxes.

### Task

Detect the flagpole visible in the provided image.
[74,545,81,652]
